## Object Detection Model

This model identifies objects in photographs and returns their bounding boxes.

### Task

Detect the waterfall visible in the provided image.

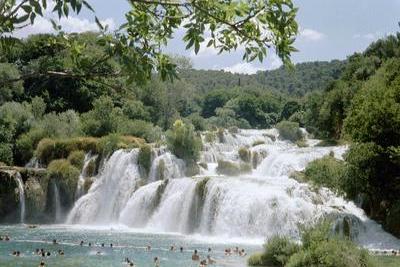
[53,182,62,223]
[15,173,25,224]
[75,153,98,200]
[66,129,400,249]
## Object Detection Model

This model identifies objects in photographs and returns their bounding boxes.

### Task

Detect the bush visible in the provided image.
[138,144,152,175]
[195,177,210,200]
[0,143,13,165]
[252,140,265,146]
[248,236,300,267]
[118,119,162,143]
[216,160,252,176]
[47,159,80,206]
[304,155,345,193]
[15,128,46,165]
[238,147,251,162]
[247,252,264,266]
[67,150,85,169]
[35,137,98,165]
[166,120,202,162]
[286,238,374,267]
[276,121,304,142]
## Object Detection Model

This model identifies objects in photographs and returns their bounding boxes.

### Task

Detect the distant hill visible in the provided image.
[180,60,346,96]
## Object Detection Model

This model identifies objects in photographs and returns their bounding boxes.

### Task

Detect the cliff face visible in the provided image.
[0,167,47,223]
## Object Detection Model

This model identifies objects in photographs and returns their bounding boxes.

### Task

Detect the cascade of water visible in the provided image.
[53,182,62,223]
[15,173,25,224]
[66,129,400,249]
[67,150,142,224]
[75,153,98,200]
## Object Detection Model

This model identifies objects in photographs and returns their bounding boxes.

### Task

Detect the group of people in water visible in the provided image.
[2,235,249,267]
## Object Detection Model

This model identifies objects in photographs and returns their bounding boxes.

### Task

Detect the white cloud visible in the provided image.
[299,28,325,41]
[14,16,115,38]
[353,32,384,40]
[224,62,263,74]
[223,53,282,74]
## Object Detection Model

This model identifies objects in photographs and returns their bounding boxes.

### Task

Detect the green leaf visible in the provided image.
[95,16,104,30]
[82,0,94,12]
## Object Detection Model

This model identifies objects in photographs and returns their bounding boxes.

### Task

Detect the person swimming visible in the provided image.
[46,251,51,257]
[38,260,45,266]
[88,242,92,247]
[5,235,10,241]
[80,241,84,246]
[147,245,151,251]
[52,239,57,245]
[208,247,212,253]
[192,250,200,261]
[207,255,216,264]
[110,243,113,248]
[170,245,175,251]
[199,259,207,267]
[101,243,105,247]
[180,247,184,252]
[154,256,160,267]
[239,249,247,256]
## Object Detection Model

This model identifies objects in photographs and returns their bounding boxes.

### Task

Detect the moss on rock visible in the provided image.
[67,150,85,169]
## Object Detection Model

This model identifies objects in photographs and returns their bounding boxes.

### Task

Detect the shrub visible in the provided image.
[138,144,152,175]
[47,159,80,206]
[166,120,202,162]
[247,252,264,266]
[118,119,162,143]
[216,160,252,176]
[15,128,46,165]
[0,143,13,165]
[195,177,210,200]
[247,236,300,267]
[286,238,374,267]
[304,155,346,193]
[35,137,98,165]
[238,147,251,162]
[385,201,400,237]
[98,134,144,157]
[252,140,265,146]
[67,150,85,170]
[276,121,304,142]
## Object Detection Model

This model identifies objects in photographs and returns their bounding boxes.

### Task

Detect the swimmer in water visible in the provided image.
[154,256,160,267]
[147,245,151,251]
[192,250,200,261]
[80,241,84,246]
[38,260,45,266]
[207,255,216,264]
[180,247,184,252]
[52,239,57,245]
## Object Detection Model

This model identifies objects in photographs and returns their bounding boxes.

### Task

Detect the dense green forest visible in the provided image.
[0,31,400,238]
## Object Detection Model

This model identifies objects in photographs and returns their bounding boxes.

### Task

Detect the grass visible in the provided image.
[372,256,400,267]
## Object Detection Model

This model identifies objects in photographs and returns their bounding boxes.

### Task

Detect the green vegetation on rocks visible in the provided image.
[304,155,346,193]
[166,120,202,163]
[238,147,251,162]
[216,160,252,176]
[47,159,80,207]
[248,221,375,267]
[276,121,304,142]
[138,145,152,176]
[67,150,85,170]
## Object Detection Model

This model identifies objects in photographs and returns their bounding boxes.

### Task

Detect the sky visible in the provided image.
[16,0,400,74]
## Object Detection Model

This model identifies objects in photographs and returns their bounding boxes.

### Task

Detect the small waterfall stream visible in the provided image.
[75,153,98,201]
[66,129,400,249]
[53,182,62,223]
[15,173,25,224]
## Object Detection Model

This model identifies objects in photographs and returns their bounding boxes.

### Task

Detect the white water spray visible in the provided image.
[67,129,400,249]
[15,173,25,224]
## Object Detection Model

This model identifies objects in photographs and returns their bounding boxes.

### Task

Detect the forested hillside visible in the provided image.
[180,60,345,96]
